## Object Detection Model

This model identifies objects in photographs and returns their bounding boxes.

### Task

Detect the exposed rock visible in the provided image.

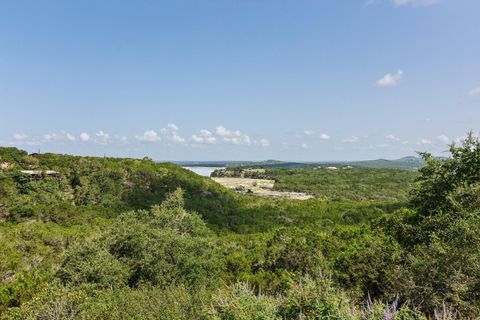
[0,162,12,170]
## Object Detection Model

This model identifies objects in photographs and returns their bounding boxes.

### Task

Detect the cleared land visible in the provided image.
[212,177,314,200]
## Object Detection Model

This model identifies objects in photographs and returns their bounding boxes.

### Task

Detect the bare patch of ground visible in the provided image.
[212,177,314,200]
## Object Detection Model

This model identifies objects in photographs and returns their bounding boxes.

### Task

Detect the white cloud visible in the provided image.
[215,126,230,137]
[8,139,41,146]
[393,0,439,6]
[95,130,111,144]
[166,123,178,131]
[215,125,251,145]
[301,143,311,149]
[418,138,432,145]
[304,130,315,135]
[161,123,186,144]
[43,131,76,142]
[191,129,216,145]
[13,133,28,140]
[258,138,270,147]
[376,69,404,87]
[468,86,480,97]
[386,134,401,141]
[436,134,450,144]
[43,133,58,141]
[367,0,438,6]
[170,135,186,144]
[9,133,41,146]
[342,136,360,143]
[79,132,90,142]
[136,130,161,143]
[319,133,331,140]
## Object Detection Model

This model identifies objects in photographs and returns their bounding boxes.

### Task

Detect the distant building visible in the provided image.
[326,166,338,170]
[20,170,59,179]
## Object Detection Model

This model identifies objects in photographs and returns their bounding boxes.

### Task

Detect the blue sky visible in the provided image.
[0,0,479,161]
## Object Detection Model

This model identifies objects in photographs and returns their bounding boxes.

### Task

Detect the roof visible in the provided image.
[20,170,59,176]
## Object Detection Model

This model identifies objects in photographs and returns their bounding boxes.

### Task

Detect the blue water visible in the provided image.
[182,167,224,177]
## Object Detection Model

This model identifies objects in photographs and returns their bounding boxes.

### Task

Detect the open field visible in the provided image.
[212,177,314,200]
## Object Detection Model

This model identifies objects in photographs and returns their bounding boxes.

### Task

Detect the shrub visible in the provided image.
[203,283,280,320]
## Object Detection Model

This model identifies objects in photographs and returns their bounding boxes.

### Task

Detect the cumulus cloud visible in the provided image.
[301,143,311,149]
[79,132,90,142]
[342,136,360,143]
[386,134,401,141]
[166,123,178,131]
[136,130,161,143]
[319,133,331,140]
[215,126,228,137]
[304,130,315,135]
[215,125,251,145]
[376,70,404,87]
[191,129,216,145]
[468,86,480,97]
[161,123,186,144]
[393,0,439,6]
[418,138,432,145]
[43,133,57,141]
[95,130,111,144]
[437,134,450,144]
[43,131,76,142]
[8,133,41,146]
[257,138,270,147]
[13,133,28,140]
[367,0,438,6]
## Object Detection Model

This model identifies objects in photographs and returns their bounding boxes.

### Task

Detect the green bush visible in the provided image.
[279,276,353,320]
[56,189,220,290]
[203,283,280,320]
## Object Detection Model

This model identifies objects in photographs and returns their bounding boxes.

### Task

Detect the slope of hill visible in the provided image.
[3,140,479,318]
[0,147,237,226]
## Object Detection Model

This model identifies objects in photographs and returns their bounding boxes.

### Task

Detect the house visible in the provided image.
[20,170,59,179]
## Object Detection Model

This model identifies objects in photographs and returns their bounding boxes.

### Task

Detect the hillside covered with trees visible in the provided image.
[1,134,480,319]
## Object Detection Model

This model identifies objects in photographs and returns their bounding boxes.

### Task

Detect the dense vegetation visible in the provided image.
[1,133,479,319]
[212,167,417,201]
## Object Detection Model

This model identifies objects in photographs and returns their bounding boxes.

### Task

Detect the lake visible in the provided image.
[182,167,224,177]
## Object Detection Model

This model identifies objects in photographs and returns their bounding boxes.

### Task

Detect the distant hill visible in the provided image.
[175,156,425,171]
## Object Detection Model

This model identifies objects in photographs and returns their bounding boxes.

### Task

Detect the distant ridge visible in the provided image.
[174,156,425,171]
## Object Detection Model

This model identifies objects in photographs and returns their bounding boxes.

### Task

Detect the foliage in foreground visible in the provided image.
[2,133,480,319]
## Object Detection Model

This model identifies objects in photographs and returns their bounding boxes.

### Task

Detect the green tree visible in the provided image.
[390,133,480,316]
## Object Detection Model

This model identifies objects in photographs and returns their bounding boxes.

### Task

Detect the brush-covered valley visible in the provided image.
[1,134,480,319]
